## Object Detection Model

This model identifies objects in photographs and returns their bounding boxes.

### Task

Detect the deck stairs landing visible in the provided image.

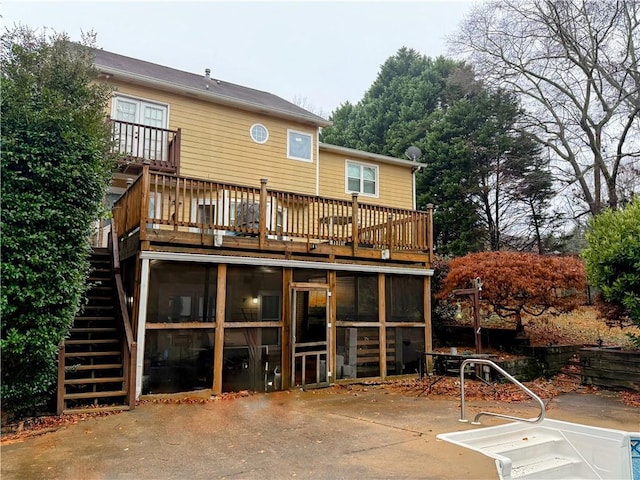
[58,248,129,414]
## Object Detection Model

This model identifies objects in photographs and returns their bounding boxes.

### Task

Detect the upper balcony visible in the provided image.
[112,166,434,266]
[109,118,181,174]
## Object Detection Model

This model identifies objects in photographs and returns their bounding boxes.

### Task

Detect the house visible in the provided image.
[57,48,434,413]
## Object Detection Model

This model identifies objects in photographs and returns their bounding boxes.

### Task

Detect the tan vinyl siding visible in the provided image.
[318,150,414,210]
[106,81,317,195]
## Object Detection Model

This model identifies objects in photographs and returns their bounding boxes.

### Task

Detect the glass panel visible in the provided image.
[289,132,311,160]
[222,328,282,393]
[386,327,425,375]
[251,124,268,143]
[143,329,214,394]
[363,166,376,181]
[147,262,217,323]
[225,266,283,322]
[143,105,165,127]
[347,163,361,178]
[363,180,376,195]
[114,99,137,122]
[336,327,380,378]
[385,275,424,322]
[336,273,378,321]
[348,178,361,192]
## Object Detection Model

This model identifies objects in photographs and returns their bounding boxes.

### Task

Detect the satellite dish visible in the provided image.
[405,146,422,161]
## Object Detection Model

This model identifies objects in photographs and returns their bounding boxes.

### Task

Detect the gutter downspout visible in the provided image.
[412,164,423,210]
[316,127,320,196]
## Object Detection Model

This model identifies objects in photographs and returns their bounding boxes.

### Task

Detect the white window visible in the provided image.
[287,129,313,162]
[250,124,269,144]
[346,161,378,197]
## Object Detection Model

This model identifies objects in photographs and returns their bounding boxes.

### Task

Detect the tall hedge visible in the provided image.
[582,197,640,345]
[1,27,113,418]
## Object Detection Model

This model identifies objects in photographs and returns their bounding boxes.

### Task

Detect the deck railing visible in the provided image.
[109,118,181,173]
[113,166,433,256]
[109,225,137,410]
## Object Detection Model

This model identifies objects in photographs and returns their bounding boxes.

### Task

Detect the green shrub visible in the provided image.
[1,27,113,419]
[582,198,640,346]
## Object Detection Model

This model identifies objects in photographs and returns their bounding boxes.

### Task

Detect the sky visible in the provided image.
[2,1,478,117]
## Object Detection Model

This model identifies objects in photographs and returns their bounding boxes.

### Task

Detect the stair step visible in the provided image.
[62,405,129,415]
[65,351,121,358]
[74,316,116,321]
[70,327,118,333]
[65,339,119,345]
[64,390,127,400]
[480,433,563,453]
[65,377,125,385]
[511,454,581,479]
[65,363,123,371]
[84,305,114,310]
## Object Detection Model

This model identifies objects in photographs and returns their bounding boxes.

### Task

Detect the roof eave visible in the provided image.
[97,64,333,128]
[319,142,421,168]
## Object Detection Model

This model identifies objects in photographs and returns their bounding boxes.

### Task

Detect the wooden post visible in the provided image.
[473,288,482,355]
[426,203,434,265]
[56,343,65,415]
[259,178,268,250]
[140,162,151,242]
[128,343,137,409]
[424,276,433,373]
[212,264,227,395]
[351,193,359,256]
[378,273,387,379]
[282,268,293,389]
[386,214,393,251]
[175,128,182,175]
[328,270,337,385]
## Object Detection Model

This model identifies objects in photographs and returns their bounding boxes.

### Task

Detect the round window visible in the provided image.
[250,124,269,144]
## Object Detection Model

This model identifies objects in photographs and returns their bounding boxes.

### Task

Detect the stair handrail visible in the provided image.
[108,225,137,410]
[459,358,546,425]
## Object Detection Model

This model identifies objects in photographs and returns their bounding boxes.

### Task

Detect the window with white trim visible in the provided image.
[346,161,378,197]
[250,123,269,144]
[287,129,312,162]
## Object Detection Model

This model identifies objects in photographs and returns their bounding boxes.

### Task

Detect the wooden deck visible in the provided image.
[113,165,433,266]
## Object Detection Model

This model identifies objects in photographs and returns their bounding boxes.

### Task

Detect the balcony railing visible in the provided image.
[109,118,181,173]
[113,166,433,258]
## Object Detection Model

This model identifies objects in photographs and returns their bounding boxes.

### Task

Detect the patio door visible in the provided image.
[290,284,331,388]
[112,96,168,160]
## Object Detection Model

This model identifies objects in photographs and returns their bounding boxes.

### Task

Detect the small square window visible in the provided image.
[287,130,312,162]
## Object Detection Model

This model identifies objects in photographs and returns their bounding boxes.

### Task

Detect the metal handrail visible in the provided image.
[459,358,546,425]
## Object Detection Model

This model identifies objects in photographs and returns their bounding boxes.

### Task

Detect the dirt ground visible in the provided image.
[2,380,639,480]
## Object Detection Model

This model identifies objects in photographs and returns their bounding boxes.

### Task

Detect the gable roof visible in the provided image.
[93,48,331,127]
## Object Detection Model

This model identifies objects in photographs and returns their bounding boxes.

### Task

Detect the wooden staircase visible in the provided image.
[57,247,132,414]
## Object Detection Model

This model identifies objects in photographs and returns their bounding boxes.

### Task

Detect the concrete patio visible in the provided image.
[2,385,638,479]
